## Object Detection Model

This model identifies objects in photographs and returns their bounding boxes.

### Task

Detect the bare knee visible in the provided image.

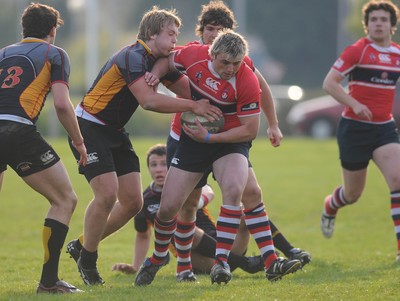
[95,190,119,212]
[118,193,143,217]
[52,189,78,216]
[69,191,78,212]
[64,191,78,215]
[125,198,143,217]
[221,185,244,205]
[158,202,181,221]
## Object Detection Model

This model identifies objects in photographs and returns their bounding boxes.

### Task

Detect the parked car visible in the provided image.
[286,89,400,139]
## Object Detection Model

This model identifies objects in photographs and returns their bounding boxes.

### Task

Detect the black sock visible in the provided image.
[76,238,82,250]
[270,220,294,257]
[40,218,68,287]
[192,233,216,258]
[193,230,249,271]
[227,252,248,271]
[80,247,98,269]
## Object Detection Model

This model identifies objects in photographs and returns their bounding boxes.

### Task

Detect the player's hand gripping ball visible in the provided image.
[180,111,225,134]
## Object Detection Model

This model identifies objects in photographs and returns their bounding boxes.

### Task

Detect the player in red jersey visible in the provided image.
[0,3,87,293]
[165,1,310,281]
[320,0,400,262]
[134,29,301,286]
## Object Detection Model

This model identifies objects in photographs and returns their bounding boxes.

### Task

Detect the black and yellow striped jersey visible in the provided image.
[0,38,69,124]
[78,40,156,130]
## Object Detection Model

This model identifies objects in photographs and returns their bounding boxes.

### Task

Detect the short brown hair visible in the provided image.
[362,0,399,33]
[137,6,181,41]
[21,2,63,38]
[146,144,166,167]
[195,1,237,37]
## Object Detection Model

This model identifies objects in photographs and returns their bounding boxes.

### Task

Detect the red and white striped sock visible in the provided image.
[244,202,278,268]
[150,215,176,265]
[325,186,349,216]
[215,205,242,263]
[175,220,195,274]
[390,190,400,255]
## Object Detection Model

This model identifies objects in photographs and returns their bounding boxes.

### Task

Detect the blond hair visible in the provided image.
[209,29,248,60]
[137,6,181,41]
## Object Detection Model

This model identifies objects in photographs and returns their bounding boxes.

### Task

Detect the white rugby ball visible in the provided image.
[180,111,225,134]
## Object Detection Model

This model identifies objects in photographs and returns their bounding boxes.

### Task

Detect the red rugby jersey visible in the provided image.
[170,42,259,137]
[332,37,400,123]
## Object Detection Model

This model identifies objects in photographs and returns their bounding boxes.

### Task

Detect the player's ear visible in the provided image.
[49,27,56,38]
[146,29,157,40]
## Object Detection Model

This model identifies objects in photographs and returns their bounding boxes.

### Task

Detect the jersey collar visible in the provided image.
[21,37,48,44]
[137,39,152,55]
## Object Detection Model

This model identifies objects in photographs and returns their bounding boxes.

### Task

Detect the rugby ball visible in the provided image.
[180,111,225,133]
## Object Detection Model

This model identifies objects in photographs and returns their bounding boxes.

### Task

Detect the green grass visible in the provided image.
[1,137,399,301]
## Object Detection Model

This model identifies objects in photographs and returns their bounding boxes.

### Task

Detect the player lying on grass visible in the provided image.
[111,144,265,277]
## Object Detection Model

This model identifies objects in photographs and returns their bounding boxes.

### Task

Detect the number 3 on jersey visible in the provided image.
[0,66,23,88]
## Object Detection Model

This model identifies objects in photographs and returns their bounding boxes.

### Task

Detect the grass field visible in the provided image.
[0,137,399,301]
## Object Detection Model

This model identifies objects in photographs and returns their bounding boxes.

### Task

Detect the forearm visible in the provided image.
[257,69,279,127]
[261,90,279,128]
[152,57,170,79]
[132,234,151,270]
[167,76,191,99]
[52,83,84,145]
[55,102,84,145]
[323,70,358,108]
[208,122,259,143]
[141,92,196,113]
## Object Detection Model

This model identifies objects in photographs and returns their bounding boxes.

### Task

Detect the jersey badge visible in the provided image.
[205,77,220,92]
[195,71,202,83]
[378,53,391,64]
[369,53,376,62]
[221,88,229,100]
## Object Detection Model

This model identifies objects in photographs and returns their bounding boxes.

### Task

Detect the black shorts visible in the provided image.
[166,134,210,188]
[337,118,400,170]
[69,118,140,182]
[0,121,60,177]
[172,131,250,173]
[166,134,179,169]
